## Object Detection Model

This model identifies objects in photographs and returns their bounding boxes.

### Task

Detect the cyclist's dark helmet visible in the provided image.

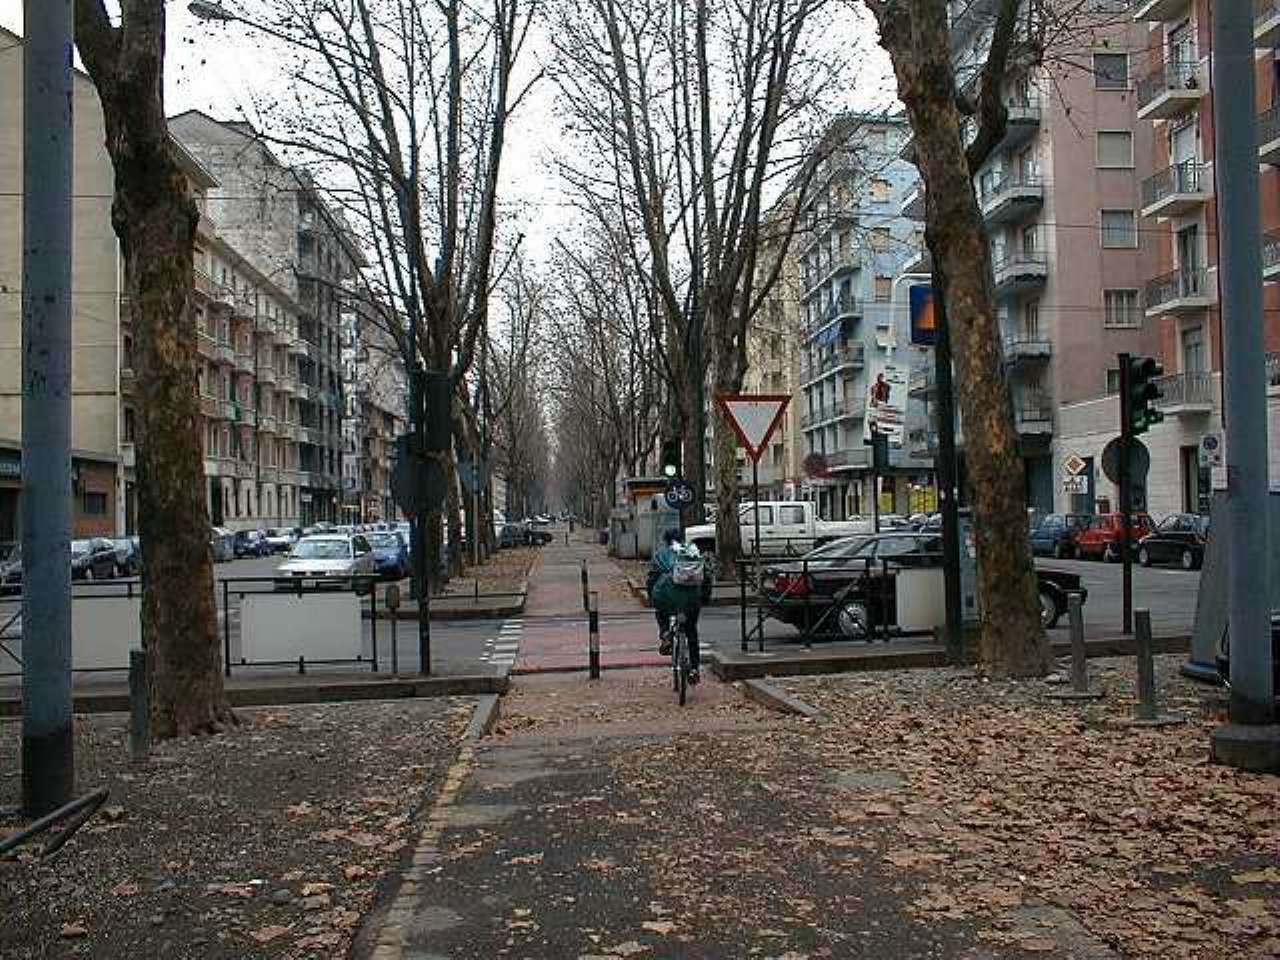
[662,528,683,546]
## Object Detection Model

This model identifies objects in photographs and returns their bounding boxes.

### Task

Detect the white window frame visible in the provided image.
[1100,209,1138,249]
[1096,130,1134,169]
[1103,289,1141,329]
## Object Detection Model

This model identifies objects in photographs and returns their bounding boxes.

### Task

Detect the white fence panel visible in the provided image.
[72,597,142,670]
[241,593,361,664]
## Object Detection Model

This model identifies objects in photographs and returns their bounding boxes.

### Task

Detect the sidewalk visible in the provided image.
[514,536,667,674]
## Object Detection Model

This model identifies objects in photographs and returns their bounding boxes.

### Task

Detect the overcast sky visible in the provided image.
[1,1,896,264]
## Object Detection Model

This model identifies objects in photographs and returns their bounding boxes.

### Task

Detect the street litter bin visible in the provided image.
[599,529,609,545]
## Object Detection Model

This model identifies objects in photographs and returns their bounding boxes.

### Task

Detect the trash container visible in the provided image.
[598,530,609,546]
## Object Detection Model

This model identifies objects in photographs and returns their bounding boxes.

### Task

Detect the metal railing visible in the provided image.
[980,172,1043,206]
[1136,60,1200,110]
[1144,267,1208,308]
[1141,160,1204,208]
[1259,104,1280,147]
[1004,338,1053,361]
[802,343,866,382]
[1014,403,1054,429]
[1266,351,1280,387]
[1154,371,1214,408]
[1264,231,1280,273]
[992,250,1048,285]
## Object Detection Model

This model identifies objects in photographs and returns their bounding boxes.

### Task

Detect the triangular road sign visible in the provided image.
[715,394,790,463]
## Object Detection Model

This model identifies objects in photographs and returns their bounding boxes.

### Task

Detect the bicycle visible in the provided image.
[667,611,693,706]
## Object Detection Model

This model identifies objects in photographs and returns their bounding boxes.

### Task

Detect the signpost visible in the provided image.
[716,394,791,651]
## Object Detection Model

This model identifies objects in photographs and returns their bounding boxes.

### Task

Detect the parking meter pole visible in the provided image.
[222,580,232,677]
[587,591,600,680]
[128,649,150,765]
[1135,608,1156,721]
[1068,592,1087,693]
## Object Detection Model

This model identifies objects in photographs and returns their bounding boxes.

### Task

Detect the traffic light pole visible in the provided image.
[1117,353,1133,637]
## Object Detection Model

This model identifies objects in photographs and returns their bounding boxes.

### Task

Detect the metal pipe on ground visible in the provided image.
[128,649,149,764]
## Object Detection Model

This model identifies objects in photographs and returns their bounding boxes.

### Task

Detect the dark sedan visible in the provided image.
[761,533,1086,639]
[1029,513,1091,559]
[71,538,119,580]
[1138,513,1209,570]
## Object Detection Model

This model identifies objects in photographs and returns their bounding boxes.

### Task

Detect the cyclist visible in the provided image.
[647,528,709,683]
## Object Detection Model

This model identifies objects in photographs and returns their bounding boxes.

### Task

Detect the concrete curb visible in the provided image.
[740,678,820,717]
[363,593,526,622]
[625,576,743,609]
[464,693,502,739]
[0,674,509,717]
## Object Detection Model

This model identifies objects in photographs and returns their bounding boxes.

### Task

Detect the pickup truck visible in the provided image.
[684,501,874,556]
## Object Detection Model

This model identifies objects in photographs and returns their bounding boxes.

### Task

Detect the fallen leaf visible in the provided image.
[60,922,88,939]
[343,865,372,881]
[1231,868,1280,885]
[641,920,676,935]
[249,925,291,944]
[506,853,544,866]
[300,882,334,897]
[110,881,141,898]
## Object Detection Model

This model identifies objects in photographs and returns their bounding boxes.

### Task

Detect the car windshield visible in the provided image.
[70,540,91,556]
[804,537,868,561]
[292,539,351,560]
[367,534,400,549]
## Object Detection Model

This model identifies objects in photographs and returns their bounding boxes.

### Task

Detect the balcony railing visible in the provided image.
[1144,267,1211,312]
[1003,338,1053,363]
[1136,60,1201,114]
[1259,104,1280,161]
[234,349,256,374]
[992,250,1049,292]
[1014,403,1054,433]
[1140,161,1206,212]
[802,343,866,382]
[979,173,1044,223]
[1154,371,1214,411]
[1267,351,1280,388]
[1258,0,1280,45]
[800,396,866,428]
[825,448,871,469]
[1264,231,1280,278]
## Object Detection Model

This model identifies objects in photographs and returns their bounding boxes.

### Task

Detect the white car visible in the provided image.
[264,527,298,554]
[274,534,376,592]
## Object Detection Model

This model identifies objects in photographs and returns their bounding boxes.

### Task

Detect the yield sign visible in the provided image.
[715,393,790,463]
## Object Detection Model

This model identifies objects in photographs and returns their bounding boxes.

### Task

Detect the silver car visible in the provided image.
[274,534,375,593]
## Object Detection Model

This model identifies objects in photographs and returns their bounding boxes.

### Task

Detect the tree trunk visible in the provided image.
[709,300,746,569]
[75,0,233,735]
[871,1,1049,677]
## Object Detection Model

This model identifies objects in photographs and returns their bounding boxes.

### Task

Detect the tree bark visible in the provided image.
[75,0,233,734]
[869,0,1049,677]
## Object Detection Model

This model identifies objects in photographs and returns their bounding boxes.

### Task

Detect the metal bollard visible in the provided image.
[739,561,748,653]
[1135,609,1156,720]
[1068,592,1087,692]
[128,649,150,764]
[385,583,401,675]
[581,560,590,613]
[587,591,600,679]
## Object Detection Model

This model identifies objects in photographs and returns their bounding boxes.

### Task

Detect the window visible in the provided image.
[1101,209,1137,248]
[779,504,805,524]
[1096,131,1134,168]
[870,227,892,252]
[874,276,893,301]
[83,491,108,516]
[1104,289,1140,328]
[871,179,892,202]
[1106,368,1122,395]
[1182,325,1205,373]
[123,407,136,443]
[1094,52,1128,89]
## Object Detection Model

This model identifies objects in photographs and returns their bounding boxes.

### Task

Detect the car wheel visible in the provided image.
[1181,548,1197,571]
[1053,541,1069,559]
[1138,547,1151,568]
[83,566,94,581]
[1103,543,1118,563]
[1038,587,1061,629]
[836,601,871,641]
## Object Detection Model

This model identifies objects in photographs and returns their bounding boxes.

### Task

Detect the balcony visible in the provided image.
[276,324,297,347]
[234,348,256,375]
[1136,61,1203,121]
[306,470,333,489]
[277,375,297,395]
[1267,351,1280,390]
[1140,161,1210,219]
[1014,402,1054,436]
[257,364,277,386]
[802,255,859,300]
[1260,105,1280,164]
[1144,267,1215,316]
[212,340,234,365]
[233,460,255,479]
[120,366,136,397]
[1264,231,1280,281]
[826,448,872,470]
[289,336,312,357]
[234,404,257,428]
[901,185,925,221]
[1003,338,1053,366]
[259,413,279,434]
[232,293,256,322]
[297,382,318,402]
[1258,0,1280,46]
[1133,0,1190,22]
[1154,371,1215,416]
[994,97,1042,152]
[992,250,1048,297]
[800,396,867,429]
[199,394,220,419]
[303,427,328,446]
[979,173,1043,225]
[801,343,866,384]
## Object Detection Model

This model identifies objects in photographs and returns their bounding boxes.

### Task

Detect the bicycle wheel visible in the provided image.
[675,629,688,706]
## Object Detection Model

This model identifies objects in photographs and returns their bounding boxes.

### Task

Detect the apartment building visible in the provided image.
[341,304,407,523]
[169,110,354,526]
[1056,0,1280,519]
[0,29,122,540]
[901,3,1160,515]
[797,114,932,520]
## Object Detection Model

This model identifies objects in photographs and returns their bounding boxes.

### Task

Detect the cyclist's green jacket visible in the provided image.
[649,545,704,613]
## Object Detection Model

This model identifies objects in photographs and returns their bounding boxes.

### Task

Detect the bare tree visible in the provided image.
[214,0,539,585]
[551,0,846,566]
[74,0,232,735]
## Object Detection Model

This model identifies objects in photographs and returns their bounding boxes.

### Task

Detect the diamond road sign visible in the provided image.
[1062,454,1087,477]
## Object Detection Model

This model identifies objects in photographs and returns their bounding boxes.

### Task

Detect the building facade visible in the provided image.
[169,110,353,526]
[797,115,933,520]
[0,30,123,540]
[1058,0,1280,519]
[341,303,406,523]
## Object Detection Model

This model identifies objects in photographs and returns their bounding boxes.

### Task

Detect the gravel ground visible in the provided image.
[0,698,474,959]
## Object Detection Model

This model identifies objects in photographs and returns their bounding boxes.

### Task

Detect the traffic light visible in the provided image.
[660,437,682,479]
[1126,355,1164,436]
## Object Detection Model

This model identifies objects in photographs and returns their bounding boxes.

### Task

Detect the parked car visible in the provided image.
[232,529,270,559]
[760,533,1087,637]
[365,531,410,580]
[263,527,298,554]
[109,536,142,577]
[1029,513,1092,559]
[1138,513,1209,570]
[0,543,20,594]
[1074,513,1155,562]
[686,501,875,556]
[71,538,119,580]
[274,534,376,592]
[210,527,235,562]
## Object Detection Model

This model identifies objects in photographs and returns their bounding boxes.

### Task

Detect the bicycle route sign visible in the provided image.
[664,479,695,510]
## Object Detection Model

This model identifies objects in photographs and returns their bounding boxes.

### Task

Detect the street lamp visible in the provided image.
[188,1,235,21]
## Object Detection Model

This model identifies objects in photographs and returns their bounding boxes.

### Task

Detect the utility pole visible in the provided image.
[1210,0,1278,770]
[21,0,76,816]
[929,257,963,665]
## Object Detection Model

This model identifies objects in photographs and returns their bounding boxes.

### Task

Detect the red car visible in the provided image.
[1075,512,1155,562]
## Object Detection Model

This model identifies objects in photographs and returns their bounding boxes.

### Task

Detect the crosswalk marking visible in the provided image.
[483,617,523,669]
